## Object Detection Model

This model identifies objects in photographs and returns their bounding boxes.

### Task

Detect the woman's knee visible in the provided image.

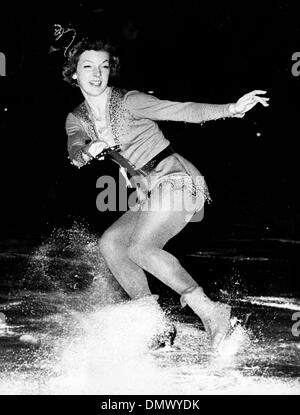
[128,241,183,275]
[99,229,123,258]
[127,240,169,264]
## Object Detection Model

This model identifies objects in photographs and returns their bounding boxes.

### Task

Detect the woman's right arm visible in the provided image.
[66,113,92,168]
[66,113,108,168]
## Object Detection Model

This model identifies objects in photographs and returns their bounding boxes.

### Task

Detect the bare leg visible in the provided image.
[99,208,151,299]
[127,184,203,294]
[127,183,231,350]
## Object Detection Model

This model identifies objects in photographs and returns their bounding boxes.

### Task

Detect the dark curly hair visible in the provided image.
[62,38,120,87]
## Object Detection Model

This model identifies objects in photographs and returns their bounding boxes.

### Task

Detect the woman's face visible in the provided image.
[73,50,110,97]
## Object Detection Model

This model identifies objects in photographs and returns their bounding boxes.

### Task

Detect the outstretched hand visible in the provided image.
[229,90,269,118]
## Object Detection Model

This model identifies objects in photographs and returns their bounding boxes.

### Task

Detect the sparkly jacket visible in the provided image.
[65,87,233,171]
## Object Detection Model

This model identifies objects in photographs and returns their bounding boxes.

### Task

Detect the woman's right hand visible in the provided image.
[86,141,108,159]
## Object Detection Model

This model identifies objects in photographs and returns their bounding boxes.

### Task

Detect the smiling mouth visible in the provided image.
[90,81,101,87]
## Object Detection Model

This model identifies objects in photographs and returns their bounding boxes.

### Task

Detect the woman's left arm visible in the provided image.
[125,90,269,123]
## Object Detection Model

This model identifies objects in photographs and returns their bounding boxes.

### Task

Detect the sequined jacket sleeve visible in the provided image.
[124,91,233,123]
[65,112,91,168]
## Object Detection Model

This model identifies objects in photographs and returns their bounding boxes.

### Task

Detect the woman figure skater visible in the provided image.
[63,38,269,351]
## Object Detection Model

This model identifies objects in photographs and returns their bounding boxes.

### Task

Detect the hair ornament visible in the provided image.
[54,24,77,57]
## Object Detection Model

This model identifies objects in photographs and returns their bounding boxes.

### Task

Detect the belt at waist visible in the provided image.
[138,145,175,176]
[99,145,175,189]
[102,144,174,177]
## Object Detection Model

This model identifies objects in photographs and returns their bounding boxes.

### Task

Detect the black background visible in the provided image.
[0,2,299,402]
[0,0,298,246]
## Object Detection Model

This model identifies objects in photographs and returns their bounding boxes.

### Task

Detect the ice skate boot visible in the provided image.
[180,286,231,351]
